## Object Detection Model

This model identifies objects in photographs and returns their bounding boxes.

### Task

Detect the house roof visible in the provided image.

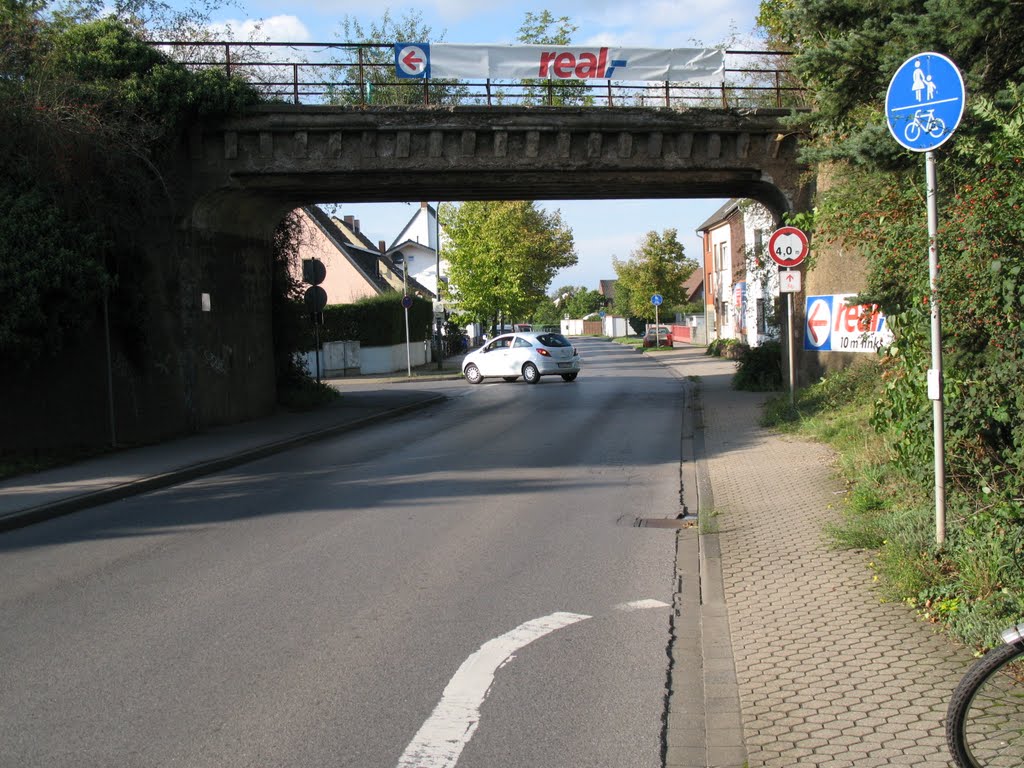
[330,214,379,251]
[390,202,439,251]
[304,206,394,295]
[696,199,740,234]
[683,268,704,302]
[598,279,616,298]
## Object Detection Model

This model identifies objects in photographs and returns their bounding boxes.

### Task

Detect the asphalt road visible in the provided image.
[0,339,690,768]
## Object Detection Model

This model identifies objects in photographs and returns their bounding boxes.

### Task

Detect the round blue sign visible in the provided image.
[651,294,663,306]
[885,52,965,152]
[401,294,414,309]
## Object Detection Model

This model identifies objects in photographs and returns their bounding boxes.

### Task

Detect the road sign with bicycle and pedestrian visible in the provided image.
[885,52,965,152]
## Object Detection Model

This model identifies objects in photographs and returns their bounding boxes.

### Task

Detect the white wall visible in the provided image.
[301,340,431,377]
[709,223,734,339]
[741,202,780,348]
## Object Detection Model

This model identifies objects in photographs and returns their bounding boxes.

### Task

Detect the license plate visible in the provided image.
[557,362,571,368]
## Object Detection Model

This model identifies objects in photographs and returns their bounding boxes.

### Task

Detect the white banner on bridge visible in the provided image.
[394,43,725,82]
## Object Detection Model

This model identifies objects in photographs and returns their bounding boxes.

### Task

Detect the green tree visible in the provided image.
[0,10,258,367]
[516,10,589,106]
[331,10,466,106]
[612,230,698,322]
[440,201,576,328]
[564,286,605,318]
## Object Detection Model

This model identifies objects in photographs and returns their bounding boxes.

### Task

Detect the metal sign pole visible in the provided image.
[885,52,963,547]
[404,306,411,377]
[926,150,946,545]
[787,291,795,406]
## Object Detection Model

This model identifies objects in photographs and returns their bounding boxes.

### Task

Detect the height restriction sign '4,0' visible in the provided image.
[885,52,965,152]
[767,226,808,268]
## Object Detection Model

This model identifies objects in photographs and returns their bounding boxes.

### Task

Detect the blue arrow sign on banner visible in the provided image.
[885,52,965,152]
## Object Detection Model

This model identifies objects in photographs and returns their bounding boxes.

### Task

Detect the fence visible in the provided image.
[150,41,806,110]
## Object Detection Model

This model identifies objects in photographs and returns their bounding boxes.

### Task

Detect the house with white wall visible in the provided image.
[697,199,780,347]
[295,206,432,303]
[387,202,449,299]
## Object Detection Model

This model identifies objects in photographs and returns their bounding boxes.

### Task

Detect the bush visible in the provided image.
[706,338,744,358]
[301,293,434,349]
[732,341,782,391]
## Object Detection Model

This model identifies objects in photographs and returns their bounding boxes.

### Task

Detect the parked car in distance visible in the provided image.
[642,326,674,348]
[463,331,581,384]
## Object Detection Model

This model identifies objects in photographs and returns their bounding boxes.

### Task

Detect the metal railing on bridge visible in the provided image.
[150,42,806,110]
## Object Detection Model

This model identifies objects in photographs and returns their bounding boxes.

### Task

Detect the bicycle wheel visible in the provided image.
[929,117,947,138]
[947,641,1024,767]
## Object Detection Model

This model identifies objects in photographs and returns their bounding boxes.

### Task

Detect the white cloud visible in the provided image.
[209,14,312,42]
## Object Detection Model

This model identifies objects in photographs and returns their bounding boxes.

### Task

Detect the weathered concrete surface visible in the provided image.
[188,105,812,226]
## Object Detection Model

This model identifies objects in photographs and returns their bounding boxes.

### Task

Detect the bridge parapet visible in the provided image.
[157,42,805,110]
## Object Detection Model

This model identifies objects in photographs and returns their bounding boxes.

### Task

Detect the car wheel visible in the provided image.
[503,376,518,382]
[464,364,483,384]
[561,372,578,382]
[522,362,540,384]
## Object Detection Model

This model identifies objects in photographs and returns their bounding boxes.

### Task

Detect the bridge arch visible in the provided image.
[172,104,812,431]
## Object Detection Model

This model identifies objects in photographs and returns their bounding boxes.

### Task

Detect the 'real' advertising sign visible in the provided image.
[394,43,725,82]
[804,294,895,353]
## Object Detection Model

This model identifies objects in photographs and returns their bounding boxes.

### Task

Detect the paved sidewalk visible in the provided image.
[0,386,452,532]
[660,345,971,767]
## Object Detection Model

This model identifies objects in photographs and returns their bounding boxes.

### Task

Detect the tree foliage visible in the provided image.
[543,285,605,320]
[612,229,698,322]
[757,0,1024,644]
[439,201,577,327]
[331,10,466,106]
[0,6,259,368]
[515,10,590,106]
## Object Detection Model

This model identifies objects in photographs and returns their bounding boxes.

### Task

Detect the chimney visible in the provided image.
[353,219,360,233]
[421,201,429,209]
[343,215,354,229]
[378,240,386,254]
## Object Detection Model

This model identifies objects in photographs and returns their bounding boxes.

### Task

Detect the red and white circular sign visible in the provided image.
[768,226,809,268]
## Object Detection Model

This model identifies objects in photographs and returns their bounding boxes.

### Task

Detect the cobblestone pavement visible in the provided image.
[690,350,973,767]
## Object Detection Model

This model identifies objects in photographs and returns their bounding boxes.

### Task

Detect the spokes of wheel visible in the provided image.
[464,364,483,384]
[947,643,1024,768]
[522,362,539,384]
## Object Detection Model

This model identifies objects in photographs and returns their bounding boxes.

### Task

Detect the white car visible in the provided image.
[462,331,581,384]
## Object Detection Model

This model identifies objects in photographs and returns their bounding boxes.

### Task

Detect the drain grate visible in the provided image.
[634,516,695,529]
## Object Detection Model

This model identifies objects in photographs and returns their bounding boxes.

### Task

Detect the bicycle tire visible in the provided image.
[946,640,1024,767]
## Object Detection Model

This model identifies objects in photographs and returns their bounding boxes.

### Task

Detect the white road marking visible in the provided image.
[396,599,669,768]
[614,598,671,612]
[396,611,590,768]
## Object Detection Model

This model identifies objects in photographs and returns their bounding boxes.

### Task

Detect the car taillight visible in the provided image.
[537,348,551,356]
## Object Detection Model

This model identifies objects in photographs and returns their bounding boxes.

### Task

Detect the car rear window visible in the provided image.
[537,333,571,347]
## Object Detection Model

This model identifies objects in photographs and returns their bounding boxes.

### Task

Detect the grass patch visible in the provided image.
[764,362,1024,649]
[699,507,721,535]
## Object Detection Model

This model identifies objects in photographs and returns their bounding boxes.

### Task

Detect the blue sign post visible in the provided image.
[885,52,965,546]
[650,294,663,335]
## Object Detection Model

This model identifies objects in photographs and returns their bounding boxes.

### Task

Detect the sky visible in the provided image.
[203,0,768,290]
